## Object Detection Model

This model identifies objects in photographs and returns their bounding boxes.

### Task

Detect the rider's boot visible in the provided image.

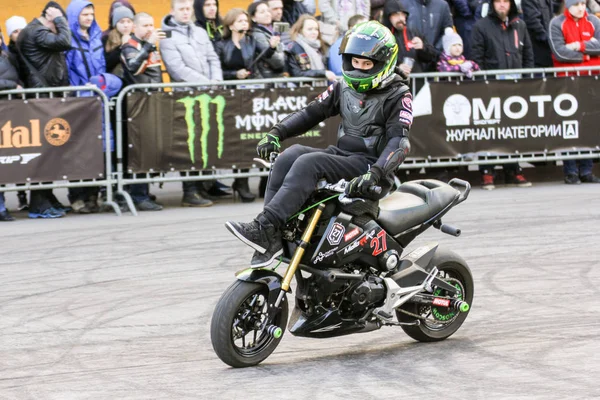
[225,213,283,267]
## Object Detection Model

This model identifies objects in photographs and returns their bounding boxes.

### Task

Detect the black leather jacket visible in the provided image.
[214,36,274,80]
[0,49,20,90]
[16,17,72,88]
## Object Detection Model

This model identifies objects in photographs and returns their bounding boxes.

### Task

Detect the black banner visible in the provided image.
[410,77,600,157]
[0,97,104,184]
[127,87,341,171]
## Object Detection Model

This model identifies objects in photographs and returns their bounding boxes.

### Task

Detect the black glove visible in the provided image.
[256,132,281,160]
[345,166,383,198]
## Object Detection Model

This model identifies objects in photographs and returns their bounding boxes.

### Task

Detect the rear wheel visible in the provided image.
[397,247,474,342]
[210,280,288,368]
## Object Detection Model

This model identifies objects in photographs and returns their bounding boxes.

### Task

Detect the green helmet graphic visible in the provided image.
[339,21,399,93]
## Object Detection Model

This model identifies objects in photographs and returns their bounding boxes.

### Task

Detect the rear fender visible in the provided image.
[392,244,457,294]
[236,268,285,308]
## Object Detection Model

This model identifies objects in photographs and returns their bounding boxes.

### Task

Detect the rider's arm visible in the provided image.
[371,91,413,176]
[270,81,341,140]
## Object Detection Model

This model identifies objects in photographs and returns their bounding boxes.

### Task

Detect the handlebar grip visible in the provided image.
[440,224,461,237]
[369,185,382,195]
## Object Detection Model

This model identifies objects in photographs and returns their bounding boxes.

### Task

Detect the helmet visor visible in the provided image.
[339,32,394,62]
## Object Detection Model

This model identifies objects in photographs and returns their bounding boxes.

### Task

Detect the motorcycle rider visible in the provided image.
[226,21,413,267]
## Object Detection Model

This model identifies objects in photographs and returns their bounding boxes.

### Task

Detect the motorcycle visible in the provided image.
[211,155,473,368]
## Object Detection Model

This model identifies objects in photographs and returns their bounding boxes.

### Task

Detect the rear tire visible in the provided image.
[397,247,474,342]
[210,280,288,368]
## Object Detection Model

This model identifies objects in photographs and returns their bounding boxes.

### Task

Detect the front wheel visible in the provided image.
[397,247,474,342]
[210,280,288,368]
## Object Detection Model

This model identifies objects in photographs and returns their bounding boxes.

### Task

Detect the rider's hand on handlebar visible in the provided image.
[256,132,281,160]
[345,166,382,198]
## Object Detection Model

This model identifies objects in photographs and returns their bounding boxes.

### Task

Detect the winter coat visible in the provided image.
[382,0,439,72]
[450,0,477,59]
[16,17,71,88]
[319,0,370,32]
[283,0,310,25]
[194,0,224,42]
[120,35,163,86]
[549,10,600,71]
[588,0,600,15]
[402,0,454,52]
[471,0,534,70]
[251,25,286,78]
[65,0,106,87]
[214,36,274,80]
[160,15,223,83]
[0,50,20,89]
[522,0,554,67]
[102,33,124,77]
[436,52,480,73]
[285,41,329,78]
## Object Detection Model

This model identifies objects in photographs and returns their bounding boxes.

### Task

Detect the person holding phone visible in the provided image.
[248,1,285,79]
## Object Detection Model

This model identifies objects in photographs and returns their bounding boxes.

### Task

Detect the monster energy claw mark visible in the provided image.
[177,94,226,168]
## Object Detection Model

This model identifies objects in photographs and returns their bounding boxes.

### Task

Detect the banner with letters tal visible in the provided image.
[410,77,600,157]
[0,97,104,185]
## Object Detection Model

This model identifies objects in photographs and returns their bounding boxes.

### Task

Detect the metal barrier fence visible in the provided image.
[0,86,121,215]
[3,68,598,216]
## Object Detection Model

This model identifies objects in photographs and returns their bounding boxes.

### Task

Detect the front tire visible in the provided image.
[210,280,288,368]
[397,247,474,342]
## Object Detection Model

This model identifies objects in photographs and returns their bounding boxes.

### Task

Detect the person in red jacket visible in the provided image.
[549,0,600,73]
[549,0,600,185]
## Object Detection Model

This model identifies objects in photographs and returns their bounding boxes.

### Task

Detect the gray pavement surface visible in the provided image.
[1,180,599,400]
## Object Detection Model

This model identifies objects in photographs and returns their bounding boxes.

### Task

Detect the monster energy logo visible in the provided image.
[178,94,226,168]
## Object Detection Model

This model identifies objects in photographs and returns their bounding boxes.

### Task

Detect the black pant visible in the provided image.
[263,145,374,227]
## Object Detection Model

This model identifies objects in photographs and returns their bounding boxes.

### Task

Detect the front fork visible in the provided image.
[273,203,326,308]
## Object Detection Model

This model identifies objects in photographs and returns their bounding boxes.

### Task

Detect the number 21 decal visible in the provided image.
[370,230,387,256]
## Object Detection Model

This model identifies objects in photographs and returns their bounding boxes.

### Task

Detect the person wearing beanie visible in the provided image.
[102,6,134,77]
[103,0,136,39]
[15,1,72,218]
[549,0,600,185]
[437,31,480,78]
[5,16,27,44]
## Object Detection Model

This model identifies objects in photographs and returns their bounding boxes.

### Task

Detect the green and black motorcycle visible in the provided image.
[211,157,473,368]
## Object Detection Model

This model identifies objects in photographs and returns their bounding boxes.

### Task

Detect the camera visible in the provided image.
[273,22,290,34]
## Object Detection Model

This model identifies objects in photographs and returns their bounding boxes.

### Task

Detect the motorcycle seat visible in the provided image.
[377,179,460,236]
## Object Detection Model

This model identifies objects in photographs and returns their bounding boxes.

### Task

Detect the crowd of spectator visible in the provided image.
[0,0,599,221]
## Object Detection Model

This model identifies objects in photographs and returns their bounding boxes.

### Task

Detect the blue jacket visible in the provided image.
[327,37,343,76]
[65,0,106,86]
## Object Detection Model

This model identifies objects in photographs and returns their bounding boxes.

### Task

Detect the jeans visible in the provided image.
[563,159,593,177]
[0,193,5,212]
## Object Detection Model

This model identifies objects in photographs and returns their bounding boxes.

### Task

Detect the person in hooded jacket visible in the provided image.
[65,0,107,214]
[194,0,224,42]
[471,0,534,70]
[382,0,438,73]
[402,0,454,53]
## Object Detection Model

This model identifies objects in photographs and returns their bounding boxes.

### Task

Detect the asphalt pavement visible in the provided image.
[0,179,599,400]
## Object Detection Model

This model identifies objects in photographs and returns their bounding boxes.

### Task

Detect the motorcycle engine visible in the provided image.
[347,276,386,316]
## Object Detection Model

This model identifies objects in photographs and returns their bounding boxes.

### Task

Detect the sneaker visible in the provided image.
[71,199,91,214]
[580,174,600,183]
[564,174,581,185]
[251,250,283,268]
[481,174,495,190]
[225,216,283,263]
[506,173,532,187]
[28,207,64,219]
[17,192,28,211]
[135,199,163,211]
[0,209,15,221]
[49,193,72,213]
[181,192,213,207]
